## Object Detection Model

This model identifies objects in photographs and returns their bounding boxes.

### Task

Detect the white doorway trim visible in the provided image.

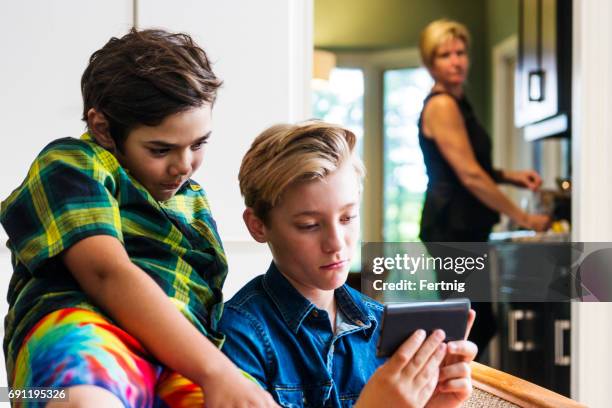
[288,0,314,122]
[492,35,518,171]
[571,0,612,406]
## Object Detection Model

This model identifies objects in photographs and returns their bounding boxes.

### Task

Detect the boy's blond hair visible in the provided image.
[239,120,364,223]
[419,19,471,72]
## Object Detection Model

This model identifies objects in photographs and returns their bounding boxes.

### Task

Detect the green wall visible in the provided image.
[314,0,520,134]
[485,0,519,133]
[486,0,519,48]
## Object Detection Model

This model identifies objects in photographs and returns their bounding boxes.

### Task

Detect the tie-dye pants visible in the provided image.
[11,308,205,407]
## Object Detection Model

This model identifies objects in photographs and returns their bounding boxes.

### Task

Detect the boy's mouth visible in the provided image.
[161,181,184,189]
[320,260,348,270]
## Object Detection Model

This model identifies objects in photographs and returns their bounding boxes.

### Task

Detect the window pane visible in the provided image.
[383,68,433,242]
[312,68,364,156]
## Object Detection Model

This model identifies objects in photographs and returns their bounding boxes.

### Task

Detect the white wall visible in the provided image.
[0,1,133,200]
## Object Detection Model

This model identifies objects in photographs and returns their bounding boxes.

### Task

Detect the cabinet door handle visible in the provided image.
[554,319,571,366]
[508,309,536,351]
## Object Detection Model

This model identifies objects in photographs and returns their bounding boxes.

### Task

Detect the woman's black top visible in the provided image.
[418,91,501,240]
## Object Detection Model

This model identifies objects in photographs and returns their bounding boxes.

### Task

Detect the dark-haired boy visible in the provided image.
[1,29,277,408]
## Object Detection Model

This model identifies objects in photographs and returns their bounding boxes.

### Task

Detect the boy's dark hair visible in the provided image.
[81,28,222,149]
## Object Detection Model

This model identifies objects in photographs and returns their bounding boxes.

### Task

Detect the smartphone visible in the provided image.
[376,299,470,358]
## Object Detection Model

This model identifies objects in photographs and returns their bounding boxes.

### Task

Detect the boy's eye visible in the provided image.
[149,148,170,156]
[341,214,358,223]
[297,223,318,231]
[191,140,208,150]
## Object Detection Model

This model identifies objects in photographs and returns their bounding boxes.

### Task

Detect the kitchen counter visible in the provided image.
[489,230,570,243]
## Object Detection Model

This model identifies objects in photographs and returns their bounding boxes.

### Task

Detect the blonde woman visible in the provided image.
[417,19,550,355]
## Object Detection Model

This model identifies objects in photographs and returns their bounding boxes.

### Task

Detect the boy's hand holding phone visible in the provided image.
[366,300,478,408]
[426,309,478,408]
[356,329,448,408]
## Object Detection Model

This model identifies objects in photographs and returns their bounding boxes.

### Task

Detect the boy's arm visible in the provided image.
[63,234,278,408]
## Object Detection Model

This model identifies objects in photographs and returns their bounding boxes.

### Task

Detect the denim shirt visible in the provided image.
[219,263,386,408]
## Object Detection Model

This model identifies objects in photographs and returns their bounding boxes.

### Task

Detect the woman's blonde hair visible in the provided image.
[239,120,364,223]
[419,19,471,71]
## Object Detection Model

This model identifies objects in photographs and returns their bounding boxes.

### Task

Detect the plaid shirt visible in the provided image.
[0,133,228,376]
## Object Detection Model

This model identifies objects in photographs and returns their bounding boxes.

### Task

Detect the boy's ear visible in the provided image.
[243,208,268,243]
[87,108,116,151]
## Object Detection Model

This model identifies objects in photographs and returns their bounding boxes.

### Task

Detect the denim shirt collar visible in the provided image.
[262,262,374,336]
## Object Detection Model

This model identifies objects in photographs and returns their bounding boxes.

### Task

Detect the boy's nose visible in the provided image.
[322,225,344,253]
[170,155,191,176]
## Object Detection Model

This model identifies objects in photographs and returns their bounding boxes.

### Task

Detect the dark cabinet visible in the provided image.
[515,0,572,140]
[497,302,570,396]
[491,242,573,396]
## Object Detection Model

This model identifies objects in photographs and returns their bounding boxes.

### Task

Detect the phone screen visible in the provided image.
[376,299,470,358]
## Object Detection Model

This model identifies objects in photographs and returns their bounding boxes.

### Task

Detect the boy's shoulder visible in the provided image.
[34,135,119,173]
[2,136,116,206]
[41,135,103,154]
[224,275,268,311]
[219,275,275,334]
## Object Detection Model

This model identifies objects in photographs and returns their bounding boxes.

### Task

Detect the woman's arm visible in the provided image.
[63,235,278,408]
[422,94,549,231]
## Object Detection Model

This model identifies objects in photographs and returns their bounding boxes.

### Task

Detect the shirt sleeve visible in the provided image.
[218,305,271,389]
[0,140,123,275]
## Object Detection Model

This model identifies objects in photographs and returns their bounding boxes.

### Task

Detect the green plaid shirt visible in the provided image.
[0,133,228,375]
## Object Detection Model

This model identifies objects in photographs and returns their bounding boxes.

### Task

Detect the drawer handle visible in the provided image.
[508,309,536,351]
[554,319,571,366]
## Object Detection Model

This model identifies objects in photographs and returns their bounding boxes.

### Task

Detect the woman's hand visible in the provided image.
[503,170,543,191]
[516,212,551,232]
[356,329,447,408]
[426,309,477,408]
[200,364,279,408]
